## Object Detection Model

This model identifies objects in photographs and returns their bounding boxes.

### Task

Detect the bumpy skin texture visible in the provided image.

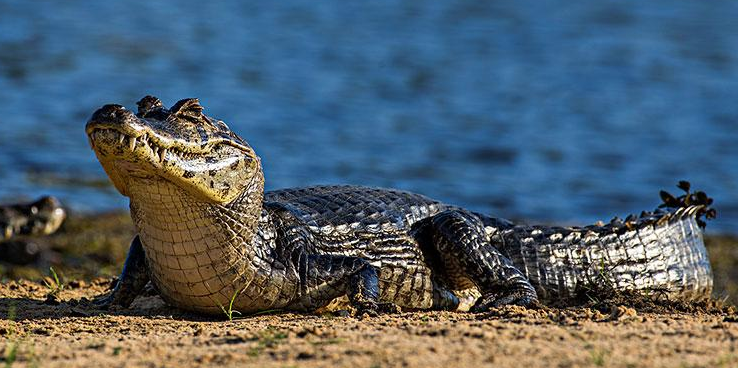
[86,96,713,315]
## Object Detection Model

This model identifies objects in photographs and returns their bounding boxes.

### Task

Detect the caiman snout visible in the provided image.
[85,103,142,139]
[89,104,135,124]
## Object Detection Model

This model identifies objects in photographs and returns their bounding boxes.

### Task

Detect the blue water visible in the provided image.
[0,1,736,233]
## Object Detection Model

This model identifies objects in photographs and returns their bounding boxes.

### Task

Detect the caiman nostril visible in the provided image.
[89,104,134,123]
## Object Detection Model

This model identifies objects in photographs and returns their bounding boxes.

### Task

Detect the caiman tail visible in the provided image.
[487,182,715,303]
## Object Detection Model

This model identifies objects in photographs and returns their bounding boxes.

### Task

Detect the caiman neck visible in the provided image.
[126,165,265,254]
[123,165,267,313]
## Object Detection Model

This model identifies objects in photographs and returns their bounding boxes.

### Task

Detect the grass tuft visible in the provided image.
[218,288,243,322]
[42,267,65,299]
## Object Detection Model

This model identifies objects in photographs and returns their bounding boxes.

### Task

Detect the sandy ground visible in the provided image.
[0,280,736,368]
[1,214,737,367]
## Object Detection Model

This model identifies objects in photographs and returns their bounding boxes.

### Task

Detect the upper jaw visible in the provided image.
[86,104,155,156]
[86,104,251,158]
[85,104,146,138]
[88,128,173,165]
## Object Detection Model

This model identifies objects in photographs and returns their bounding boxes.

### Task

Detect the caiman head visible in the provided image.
[86,96,263,204]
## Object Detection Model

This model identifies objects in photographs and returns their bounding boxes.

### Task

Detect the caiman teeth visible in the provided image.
[90,127,234,164]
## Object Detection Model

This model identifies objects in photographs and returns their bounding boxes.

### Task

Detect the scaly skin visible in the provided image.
[86,96,713,315]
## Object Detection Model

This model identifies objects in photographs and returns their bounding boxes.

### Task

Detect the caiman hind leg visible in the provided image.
[93,235,150,308]
[421,210,538,311]
[287,253,394,316]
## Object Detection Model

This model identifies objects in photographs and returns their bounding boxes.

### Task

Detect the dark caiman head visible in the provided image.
[1,196,67,240]
[86,96,262,204]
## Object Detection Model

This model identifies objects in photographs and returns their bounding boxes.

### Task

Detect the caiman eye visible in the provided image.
[136,95,164,117]
[170,98,204,120]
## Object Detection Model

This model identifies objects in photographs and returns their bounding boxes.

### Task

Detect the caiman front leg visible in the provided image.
[423,210,538,311]
[287,253,390,316]
[93,235,150,308]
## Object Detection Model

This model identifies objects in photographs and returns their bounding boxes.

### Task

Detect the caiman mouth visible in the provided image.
[86,126,249,165]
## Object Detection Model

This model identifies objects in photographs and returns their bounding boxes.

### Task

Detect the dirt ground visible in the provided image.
[1,213,737,367]
[1,280,737,368]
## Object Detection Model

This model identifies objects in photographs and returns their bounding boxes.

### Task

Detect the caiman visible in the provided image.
[86,96,715,315]
[0,196,66,265]
[1,196,66,242]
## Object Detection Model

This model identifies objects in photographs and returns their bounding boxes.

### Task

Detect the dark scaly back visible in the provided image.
[485,182,715,302]
[265,185,455,230]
